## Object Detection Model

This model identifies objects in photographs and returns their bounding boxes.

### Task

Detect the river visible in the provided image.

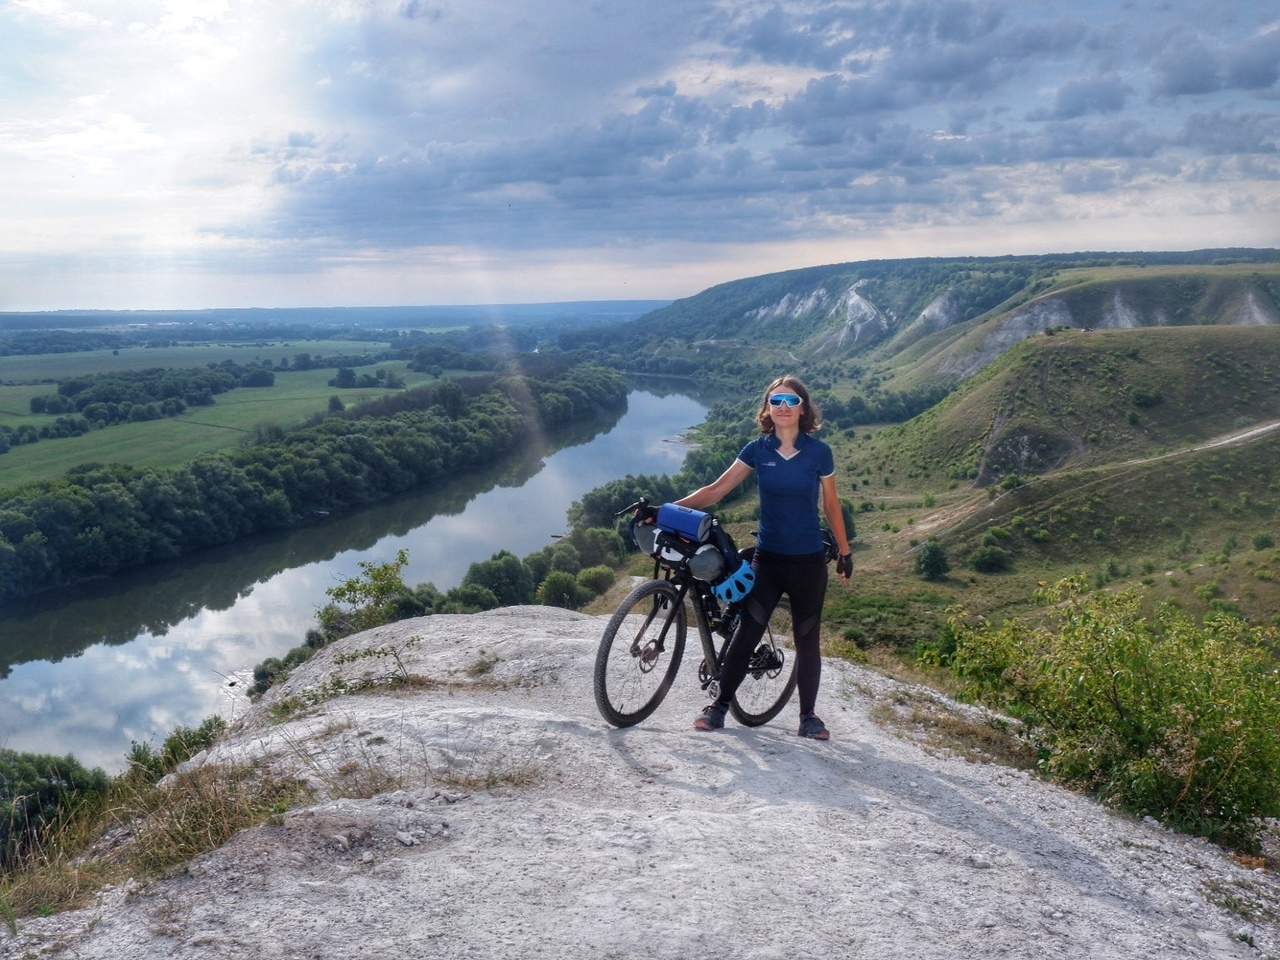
[0,385,709,771]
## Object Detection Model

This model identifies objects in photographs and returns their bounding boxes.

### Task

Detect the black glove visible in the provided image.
[636,504,659,524]
[836,553,853,579]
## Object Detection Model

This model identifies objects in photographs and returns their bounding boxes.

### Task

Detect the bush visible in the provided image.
[317,549,412,636]
[914,541,950,581]
[536,570,589,609]
[127,716,228,784]
[948,576,1280,849]
[576,565,616,597]
[969,545,1010,573]
[0,751,109,863]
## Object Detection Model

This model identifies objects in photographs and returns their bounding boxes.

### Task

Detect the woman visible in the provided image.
[675,375,852,740]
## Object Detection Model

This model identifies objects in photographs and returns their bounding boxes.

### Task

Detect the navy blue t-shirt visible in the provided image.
[736,433,835,555]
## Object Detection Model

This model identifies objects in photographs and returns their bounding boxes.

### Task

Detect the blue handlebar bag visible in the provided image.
[656,503,713,543]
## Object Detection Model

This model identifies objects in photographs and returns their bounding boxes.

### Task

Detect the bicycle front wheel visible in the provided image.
[594,579,687,727]
[728,597,798,727]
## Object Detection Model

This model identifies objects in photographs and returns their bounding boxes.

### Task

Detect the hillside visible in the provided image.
[607,251,1280,398]
[3,606,1276,959]
[819,325,1280,633]
[867,325,1280,486]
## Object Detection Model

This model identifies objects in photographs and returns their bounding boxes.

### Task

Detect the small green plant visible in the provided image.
[318,549,413,636]
[969,545,1010,573]
[465,649,500,678]
[915,541,950,581]
[0,884,16,935]
[332,636,422,685]
[949,576,1280,850]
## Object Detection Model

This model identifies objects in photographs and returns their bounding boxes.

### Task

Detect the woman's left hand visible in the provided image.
[836,553,852,582]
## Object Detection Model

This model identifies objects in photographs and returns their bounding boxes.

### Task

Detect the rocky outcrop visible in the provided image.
[2,605,1276,960]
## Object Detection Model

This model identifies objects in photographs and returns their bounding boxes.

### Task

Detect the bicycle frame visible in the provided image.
[646,558,730,696]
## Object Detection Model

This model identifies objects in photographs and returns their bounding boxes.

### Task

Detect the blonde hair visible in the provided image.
[756,375,821,434]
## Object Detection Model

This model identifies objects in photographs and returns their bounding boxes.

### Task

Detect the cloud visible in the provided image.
[1224,28,1280,90]
[1179,110,1280,156]
[1,0,1278,311]
[1150,34,1223,97]
[1030,75,1132,121]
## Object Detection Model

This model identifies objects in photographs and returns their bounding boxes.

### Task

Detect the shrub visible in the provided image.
[576,565,616,597]
[948,576,1280,849]
[0,751,109,864]
[969,545,1010,573]
[1252,533,1275,551]
[318,549,412,635]
[536,570,589,609]
[126,716,228,785]
[915,541,950,581]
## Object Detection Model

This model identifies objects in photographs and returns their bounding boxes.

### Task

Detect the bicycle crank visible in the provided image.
[697,660,721,700]
[747,643,785,677]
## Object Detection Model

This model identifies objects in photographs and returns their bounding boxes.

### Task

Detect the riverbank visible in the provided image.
[0,384,708,771]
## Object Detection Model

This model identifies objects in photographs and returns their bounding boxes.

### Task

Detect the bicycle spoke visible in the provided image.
[729,598,798,726]
[594,580,686,727]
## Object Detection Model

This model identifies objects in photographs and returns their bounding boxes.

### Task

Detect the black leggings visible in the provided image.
[714,549,829,717]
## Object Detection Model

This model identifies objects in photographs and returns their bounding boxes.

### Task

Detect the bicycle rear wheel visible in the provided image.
[728,597,798,726]
[594,579,687,727]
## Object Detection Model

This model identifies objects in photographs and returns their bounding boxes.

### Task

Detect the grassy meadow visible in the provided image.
[0,340,388,383]
[0,357,440,488]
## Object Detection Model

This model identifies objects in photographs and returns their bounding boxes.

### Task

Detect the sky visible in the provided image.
[2,0,1278,311]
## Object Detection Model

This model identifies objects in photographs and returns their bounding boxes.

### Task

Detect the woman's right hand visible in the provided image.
[836,553,852,581]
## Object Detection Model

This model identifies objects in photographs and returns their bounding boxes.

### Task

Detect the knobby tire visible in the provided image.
[728,597,798,726]
[594,579,687,727]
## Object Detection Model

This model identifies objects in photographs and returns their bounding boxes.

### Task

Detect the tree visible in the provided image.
[576,565,616,597]
[462,550,535,607]
[569,527,626,568]
[439,582,499,613]
[330,367,358,388]
[0,749,109,862]
[915,540,950,581]
[318,549,411,635]
[537,570,589,610]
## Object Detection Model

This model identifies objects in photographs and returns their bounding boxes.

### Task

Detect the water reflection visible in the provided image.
[0,388,708,770]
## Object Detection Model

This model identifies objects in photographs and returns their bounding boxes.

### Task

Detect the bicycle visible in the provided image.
[593,498,834,729]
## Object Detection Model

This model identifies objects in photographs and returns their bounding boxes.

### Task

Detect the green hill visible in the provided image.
[867,324,1280,487]
[608,251,1280,401]
[834,322,1280,634]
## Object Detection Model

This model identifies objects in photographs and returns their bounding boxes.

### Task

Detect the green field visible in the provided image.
[0,362,440,488]
[0,340,388,383]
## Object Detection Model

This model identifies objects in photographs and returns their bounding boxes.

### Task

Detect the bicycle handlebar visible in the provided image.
[622,497,841,566]
[615,497,651,519]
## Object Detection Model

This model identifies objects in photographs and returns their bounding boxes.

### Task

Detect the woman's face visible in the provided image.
[765,385,803,428]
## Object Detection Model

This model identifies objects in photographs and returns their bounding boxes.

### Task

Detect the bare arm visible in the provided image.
[675,459,753,511]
